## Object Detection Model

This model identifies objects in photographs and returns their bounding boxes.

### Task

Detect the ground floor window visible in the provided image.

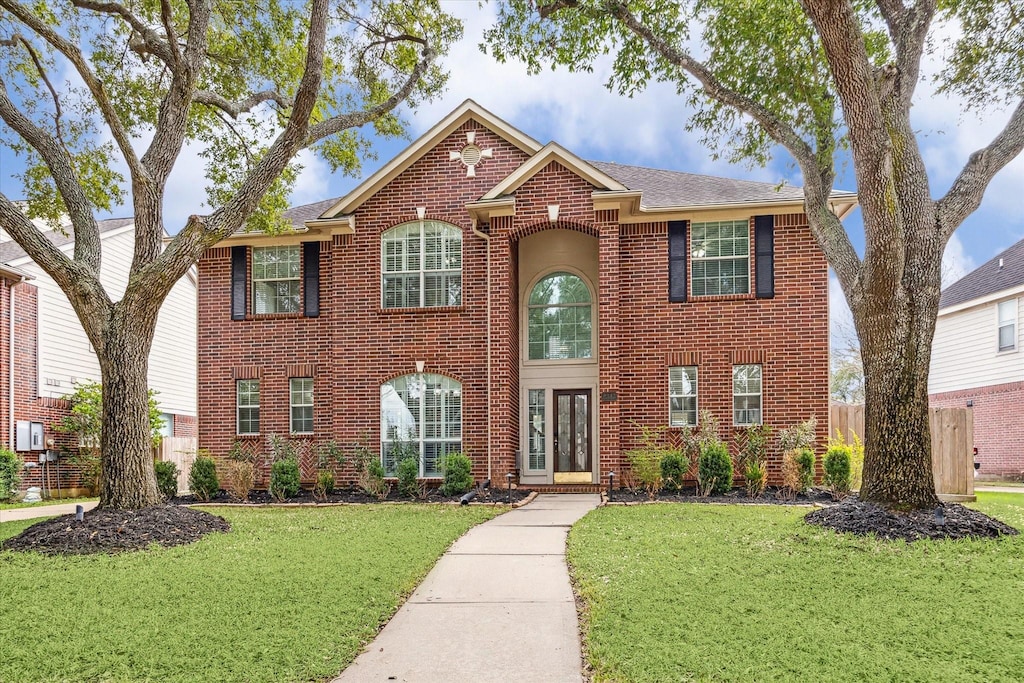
[527,389,545,470]
[381,373,461,477]
[290,378,313,434]
[668,366,698,427]
[237,379,260,435]
[733,364,762,425]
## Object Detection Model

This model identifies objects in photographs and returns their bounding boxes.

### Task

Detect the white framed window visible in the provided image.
[998,299,1017,352]
[237,379,260,435]
[382,221,462,308]
[733,364,762,425]
[527,389,546,471]
[669,366,698,427]
[290,378,313,434]
[381,373,462,477]
[527,272,593,360]
[252,246,300,314]
[691,220,750,296]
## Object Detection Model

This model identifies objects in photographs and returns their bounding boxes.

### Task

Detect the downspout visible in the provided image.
[471,219,492,481]
[9,277,22,452]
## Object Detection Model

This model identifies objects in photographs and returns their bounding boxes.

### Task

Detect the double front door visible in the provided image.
[553,389,591,477]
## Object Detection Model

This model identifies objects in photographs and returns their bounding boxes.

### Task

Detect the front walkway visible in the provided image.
[334,494,600,683]
[0,500,98,524]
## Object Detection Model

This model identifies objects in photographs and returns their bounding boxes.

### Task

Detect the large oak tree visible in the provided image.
[0,0,461,509]
[486,0,1024,509]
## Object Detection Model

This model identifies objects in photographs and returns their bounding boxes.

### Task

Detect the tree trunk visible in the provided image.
[96,304,162,509]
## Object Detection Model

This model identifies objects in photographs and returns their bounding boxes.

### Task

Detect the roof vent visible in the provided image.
[999,258,1004,269]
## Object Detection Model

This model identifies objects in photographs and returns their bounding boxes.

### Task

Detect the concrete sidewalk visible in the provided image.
[975,485,1024,494]
[0,500,98,524]
[334,493,600,683]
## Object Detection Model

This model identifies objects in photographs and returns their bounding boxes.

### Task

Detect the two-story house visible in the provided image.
[197,100,855,488]
[931,237,1024,479]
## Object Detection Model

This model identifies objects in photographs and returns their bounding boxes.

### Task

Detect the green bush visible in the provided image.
[660,451,689,492]
[626,423,676,498]
[154,460,179,500]
[796,448,816,491]
[440,452,474,496]
[823,446,852,499]
[269,457,301,502]
[744,460,767,498]
[188,456,220,502]
[738,424,771,497]
[396,455,420,499]
[0,447,21,501]
[697,442,733,496]
[313,470,335,501]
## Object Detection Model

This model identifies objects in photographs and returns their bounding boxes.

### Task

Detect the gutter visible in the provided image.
[471,219,493,481]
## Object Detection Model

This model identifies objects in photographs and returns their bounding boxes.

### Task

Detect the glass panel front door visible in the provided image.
[554,389,591,474]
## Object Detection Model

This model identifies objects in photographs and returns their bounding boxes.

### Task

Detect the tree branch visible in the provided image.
[192,89,295,118]
[70,0,176,66]
[937,96,1024,237]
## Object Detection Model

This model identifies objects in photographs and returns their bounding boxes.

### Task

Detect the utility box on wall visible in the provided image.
[15,421,45,451]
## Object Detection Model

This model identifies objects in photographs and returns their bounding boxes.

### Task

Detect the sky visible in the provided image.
[2,1,1023,348]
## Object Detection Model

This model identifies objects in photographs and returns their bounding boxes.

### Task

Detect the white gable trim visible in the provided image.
[480,142,628,200]
[939,283,1024,317]
[6,222,137,268]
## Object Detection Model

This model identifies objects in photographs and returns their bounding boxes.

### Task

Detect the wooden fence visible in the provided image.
[829,403,974,501]
[155,436,198,494]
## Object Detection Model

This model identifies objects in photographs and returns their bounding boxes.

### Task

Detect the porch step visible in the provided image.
[524,484,604,494]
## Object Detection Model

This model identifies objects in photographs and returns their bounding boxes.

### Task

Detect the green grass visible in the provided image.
[0,504,500,682]
[0,496,98,510]
[568,492,1024,682]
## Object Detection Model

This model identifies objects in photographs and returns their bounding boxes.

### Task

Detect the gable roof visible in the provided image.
[0,217,135,264]
[940,235,1024,309]
[590,161,856,209]
[480,142,628,200]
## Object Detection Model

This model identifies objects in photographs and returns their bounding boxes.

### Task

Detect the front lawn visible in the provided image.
[568,492,1024,682]
[0,504,499,682]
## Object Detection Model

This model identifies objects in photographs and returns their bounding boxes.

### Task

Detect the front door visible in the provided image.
[554,389,591,482]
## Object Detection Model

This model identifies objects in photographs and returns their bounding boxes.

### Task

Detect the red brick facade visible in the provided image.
[931,382,1024,478]
[196,109,830,487]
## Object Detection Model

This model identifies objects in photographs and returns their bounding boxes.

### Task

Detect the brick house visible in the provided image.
[0,216,197,496]
[197,101,856,488]
[930,236,1024,479]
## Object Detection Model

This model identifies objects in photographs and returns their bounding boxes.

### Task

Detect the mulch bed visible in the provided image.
[1,506,230,555]
[175,485,533,506]
[606,486,836,505]
[805,498,1020,542]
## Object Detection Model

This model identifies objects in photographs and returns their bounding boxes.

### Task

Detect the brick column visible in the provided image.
[487,218,519,480]
[596,210,622,481]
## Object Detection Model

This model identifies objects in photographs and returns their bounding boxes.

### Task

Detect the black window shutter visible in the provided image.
[303,241,320,318]
[754,215,775,298]
[668,220,688,302]
[231,246,247,320]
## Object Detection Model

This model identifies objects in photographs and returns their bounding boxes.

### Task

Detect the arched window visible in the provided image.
[381,221,462,308]
[527,272,593,360]
[381,374,462,477]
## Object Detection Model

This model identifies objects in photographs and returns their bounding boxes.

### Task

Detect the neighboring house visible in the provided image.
[930,237,1024,479]
[0,215,197,494]
[197,100,856,488]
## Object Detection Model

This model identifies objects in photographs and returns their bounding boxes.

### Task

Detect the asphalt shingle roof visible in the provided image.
[0,217,135,264]
[939,235,1024,309]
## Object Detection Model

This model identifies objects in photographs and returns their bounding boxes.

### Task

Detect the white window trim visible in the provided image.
[690,219,751,297]
[668,366,698,427]
[732,364,762,426]
[252,245,301,314]
[237,379,260,436]
[997,298,1017,353]
[381,220,462,309]
[290,377,314,435]
[381,373,462,477]
[523,268,598,365]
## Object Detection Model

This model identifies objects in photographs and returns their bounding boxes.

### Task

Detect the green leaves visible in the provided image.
[936,0,1024,109]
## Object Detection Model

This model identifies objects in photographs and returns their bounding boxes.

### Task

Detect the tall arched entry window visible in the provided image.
[527,272,593,361]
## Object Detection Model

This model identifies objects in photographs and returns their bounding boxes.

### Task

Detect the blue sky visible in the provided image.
[2,1,1022,339]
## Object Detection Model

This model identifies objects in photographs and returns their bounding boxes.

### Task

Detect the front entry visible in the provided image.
[553,389,591,484]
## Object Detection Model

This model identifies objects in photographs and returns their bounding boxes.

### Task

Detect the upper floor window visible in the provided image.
[733,364,762,426]
[527,272,593,360]
[253,246,300,314]
[998,299,1017,352]
[691,220,749,296]
[381,373,462,477]
[382,221,462,308]
[669,366,698,427]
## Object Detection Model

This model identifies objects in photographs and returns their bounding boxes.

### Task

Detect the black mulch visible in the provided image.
[607,486,836,505]
[175,485,533,506]
[805,498,1019,542]
[1,505,230,556]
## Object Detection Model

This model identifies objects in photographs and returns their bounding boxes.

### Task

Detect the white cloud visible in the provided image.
[941,233,975,289]
[829,273,857,353]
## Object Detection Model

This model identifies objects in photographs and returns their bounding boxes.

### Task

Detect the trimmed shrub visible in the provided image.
[269,457,300,502]
[396,455,420,499]
[660,451,689,492]
[823,446,852,499]
[0,447,21,501]
[440,452,474,496]
[352,438,389,499]
[313,470,335,501]
[697,442,733,496]
[189,456,219,502]
[154,460,179,500]
[796,448,816,491]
